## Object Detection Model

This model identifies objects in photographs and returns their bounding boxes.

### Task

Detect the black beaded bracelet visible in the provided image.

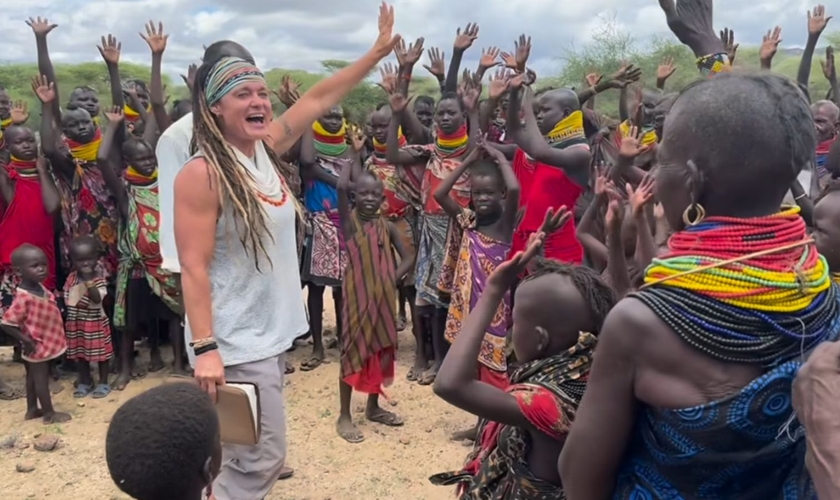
[193,342,219,356]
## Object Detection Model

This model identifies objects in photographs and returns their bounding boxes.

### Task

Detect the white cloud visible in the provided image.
[0,0,823,85]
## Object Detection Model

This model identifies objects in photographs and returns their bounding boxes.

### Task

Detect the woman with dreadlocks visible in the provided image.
[173,4,400,498]
[560,71,840,499]
[431,208,616,499]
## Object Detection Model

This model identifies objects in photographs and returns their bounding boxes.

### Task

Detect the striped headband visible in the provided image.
[204,57,266,107]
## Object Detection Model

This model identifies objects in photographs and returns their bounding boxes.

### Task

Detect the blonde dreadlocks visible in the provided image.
[191,57,301,271]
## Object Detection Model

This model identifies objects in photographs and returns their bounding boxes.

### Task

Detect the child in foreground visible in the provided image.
[106,382,221,500]
[63,236,113,398]
[431,211,616,498]
[0,244,70,423]
[335,164,415,444]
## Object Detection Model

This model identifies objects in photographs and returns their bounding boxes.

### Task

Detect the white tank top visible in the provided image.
[185,179,308,367]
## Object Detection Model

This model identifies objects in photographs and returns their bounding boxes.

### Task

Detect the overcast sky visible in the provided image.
[0,0,827,81]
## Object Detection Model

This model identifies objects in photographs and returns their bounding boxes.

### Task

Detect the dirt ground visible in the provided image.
[0,295,473,500]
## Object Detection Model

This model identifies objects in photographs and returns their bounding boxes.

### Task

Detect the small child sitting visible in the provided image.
[106,382,221,500]
[0,244,70,423]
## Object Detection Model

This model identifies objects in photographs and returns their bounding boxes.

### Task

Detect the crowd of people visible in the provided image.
[2,0,840,499]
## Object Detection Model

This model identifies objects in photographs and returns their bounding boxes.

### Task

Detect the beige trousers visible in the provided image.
[213,353,288,500]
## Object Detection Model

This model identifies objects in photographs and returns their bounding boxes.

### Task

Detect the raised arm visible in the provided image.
[394,37,425,96]
[658,0,725,61]
[576,168,610,271]
[507,82,590,183]
[141,21,172,132]
[31,75,73,180]
[798,6,833,95]
[386,93,430,166]
[267,2,400,156]
[627,176,657,273]
[25,17,61,122]
[422,47,446,93]
[475,46,501,82]
[336,157,354,241]
[444,24,479,93]
[483,143,520,235]
[35,153,61,216]
[95,107,129,217]
[759,26,783,71]
[821,47,840,107]
[98,34,126,111]
[656,57,678,90]
[433,148,475,219]
[799,6,833,94]
[434,237,545,428]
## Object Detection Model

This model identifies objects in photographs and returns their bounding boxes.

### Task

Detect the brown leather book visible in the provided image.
[166,376,261,445]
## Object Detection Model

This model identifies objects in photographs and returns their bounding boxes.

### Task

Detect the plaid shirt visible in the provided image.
[1,286,66,362]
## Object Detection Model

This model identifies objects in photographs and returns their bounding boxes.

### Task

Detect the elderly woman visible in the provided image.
[173,4,400,499]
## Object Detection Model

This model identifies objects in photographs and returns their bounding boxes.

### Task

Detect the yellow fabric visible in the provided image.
[619,120,658,147]
[312,119,347,138]
[69,136,102,163]
[372,127,404,148]
[123,104,150,119]
[126,165,158,180]
[0,117,11,129]
[546,110,585,143]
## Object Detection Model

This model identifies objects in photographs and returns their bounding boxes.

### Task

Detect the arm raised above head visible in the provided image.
[267,2,401,156]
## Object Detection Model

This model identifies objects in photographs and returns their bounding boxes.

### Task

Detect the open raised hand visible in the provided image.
[808,4,833,37]
[610,63,642,89]
[759,26,782,64]
[605,183,625,231]
[31,75,55,103]
[98,34,122,65]
[585,71,603,88]
[377,62,399,95]
[658,0,719,56]
[479,47,501,70]
[140,21,168,54]
[103,106,125,125]
[25,17,57,37]
[539,205,571,236]
[395,37,425,67]
[423,47,445,79]
[10,101,29,125]
[719,28,739,64]
[619,124,649,159]
[488,231,545,289]
[657,56,678,82]
[372,2,401,59]
[488,68,511,100]
[454,23,479,51]
[626,174,656,217]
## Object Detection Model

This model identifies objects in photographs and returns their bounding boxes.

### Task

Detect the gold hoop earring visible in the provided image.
[682,203,706,226]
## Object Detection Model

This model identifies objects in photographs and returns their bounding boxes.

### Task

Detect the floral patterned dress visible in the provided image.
[113,180,180,328]
[58,161,119,284]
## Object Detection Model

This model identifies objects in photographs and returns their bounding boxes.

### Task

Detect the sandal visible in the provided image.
[300,357,325,372]
[91,384,111,399]
[73,383,92,398]
[277,466,294,481]
[396,315,407,332]
[366,409,404,427]
[284,362,296,375]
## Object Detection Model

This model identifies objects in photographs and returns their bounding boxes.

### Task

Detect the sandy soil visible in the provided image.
[0,295,473,500]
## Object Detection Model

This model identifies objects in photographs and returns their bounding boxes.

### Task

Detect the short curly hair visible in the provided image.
[106,383,219,500]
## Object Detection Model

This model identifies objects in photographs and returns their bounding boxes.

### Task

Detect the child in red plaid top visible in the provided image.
[0,244,71,423]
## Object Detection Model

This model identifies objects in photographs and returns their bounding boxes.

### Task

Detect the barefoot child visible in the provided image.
[1,244,71,423]
[96,108,183,391]
[433,141,520,440]
[64,236,113,399]
[335,164,414,444]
